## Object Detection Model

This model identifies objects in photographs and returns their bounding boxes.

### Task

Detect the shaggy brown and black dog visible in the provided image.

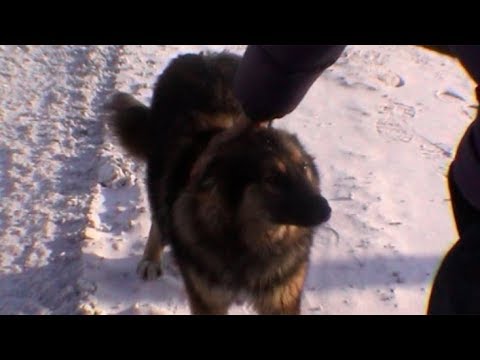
[108,51,331,314]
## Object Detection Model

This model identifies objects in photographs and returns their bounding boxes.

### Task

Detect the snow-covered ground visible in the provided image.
[0,45,477,314]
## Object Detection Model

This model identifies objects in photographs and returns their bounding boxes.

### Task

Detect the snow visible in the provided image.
[0,45,476,314]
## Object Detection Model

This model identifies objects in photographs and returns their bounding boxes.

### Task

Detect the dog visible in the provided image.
[107,51,331,314]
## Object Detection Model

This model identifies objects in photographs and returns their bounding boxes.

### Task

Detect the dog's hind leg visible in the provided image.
[137,219,166,281]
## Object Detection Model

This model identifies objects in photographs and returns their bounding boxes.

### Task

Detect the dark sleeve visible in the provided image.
[424,45,480,84]
[448,45,480,210]
[233,45,347,122]
[445,45,480,84]
[423,45,480,209]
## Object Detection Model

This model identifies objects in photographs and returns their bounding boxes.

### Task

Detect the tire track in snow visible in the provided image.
[0,45,121,314]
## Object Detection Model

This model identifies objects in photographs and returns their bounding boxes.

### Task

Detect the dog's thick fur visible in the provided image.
[108,51,331,315]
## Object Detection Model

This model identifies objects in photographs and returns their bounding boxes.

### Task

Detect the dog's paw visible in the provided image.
[137,259,163,281]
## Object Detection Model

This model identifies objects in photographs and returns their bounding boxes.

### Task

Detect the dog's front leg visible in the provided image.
[136,219,166,281]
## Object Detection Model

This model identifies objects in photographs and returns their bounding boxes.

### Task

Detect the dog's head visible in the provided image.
[194,128,331,227]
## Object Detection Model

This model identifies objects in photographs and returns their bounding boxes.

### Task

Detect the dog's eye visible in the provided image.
[199,176,215,190]
[264,171,283,186]
[302,161,310,173]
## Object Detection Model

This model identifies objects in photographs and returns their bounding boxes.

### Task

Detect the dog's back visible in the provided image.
[109,51,243,161]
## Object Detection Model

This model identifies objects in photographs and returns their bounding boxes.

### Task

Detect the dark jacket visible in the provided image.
[233,45,480,209]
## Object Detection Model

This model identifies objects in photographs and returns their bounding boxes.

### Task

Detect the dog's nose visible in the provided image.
[291,194,331,227]
[315,195,331,223]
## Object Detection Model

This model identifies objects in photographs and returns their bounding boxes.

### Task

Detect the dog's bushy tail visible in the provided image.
[106,92,152,160]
